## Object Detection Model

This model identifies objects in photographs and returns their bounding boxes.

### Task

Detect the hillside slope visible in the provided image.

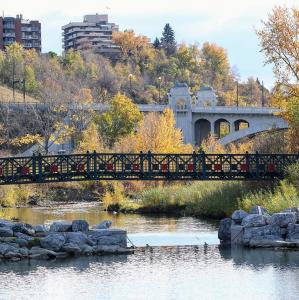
[0,85,39,103]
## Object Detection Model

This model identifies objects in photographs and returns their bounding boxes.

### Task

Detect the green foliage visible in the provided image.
[161,23,176,56]
[132,181,253,218]
[240,180,299,213]
[98,93,142,146]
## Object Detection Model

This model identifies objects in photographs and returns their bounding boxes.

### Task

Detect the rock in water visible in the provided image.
[12,223,35,236]
[231,210,248,224]
[218,218,232,244]
[65,232,94,246]
[40,234,65,251]
[269,213,297,228]
[93,220,112,230]
[241,214,266,228]
[29,247,57,259]
[72,220,89,232]
[243,224,282,245]
[287,224,299,242]
[50,221,72,232]
[0,227,13,237]
[34,225,48,234]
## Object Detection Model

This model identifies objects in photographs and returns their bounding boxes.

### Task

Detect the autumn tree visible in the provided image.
[115,108,193,153]
[257,6,299,151]
[200,42,234,92]
[98,93,142,146]
[76,122,104,153]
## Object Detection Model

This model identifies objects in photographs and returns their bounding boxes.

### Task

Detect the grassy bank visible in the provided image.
[105,181,262,219]
[105,163,299,219]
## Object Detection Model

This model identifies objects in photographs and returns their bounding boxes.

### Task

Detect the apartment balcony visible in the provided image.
[3,32,16,37]
[3,24,15,29]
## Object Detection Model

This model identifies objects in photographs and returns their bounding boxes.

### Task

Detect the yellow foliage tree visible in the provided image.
[115,108,193,153]
[257,6,299,152]
[76,122,105,153]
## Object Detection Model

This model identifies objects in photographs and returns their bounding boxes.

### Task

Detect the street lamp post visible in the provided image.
[158,76,162,102]
[236,81,239,108]
[128,73,133,92]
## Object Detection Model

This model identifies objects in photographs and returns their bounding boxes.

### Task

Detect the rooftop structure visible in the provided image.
[62,14,120,59]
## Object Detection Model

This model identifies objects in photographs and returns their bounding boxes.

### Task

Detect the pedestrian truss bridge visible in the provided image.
[0,152,298,185]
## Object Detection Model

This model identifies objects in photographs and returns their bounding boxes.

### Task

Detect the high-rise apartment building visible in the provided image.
[62,14,120,58]
[0,14,41,52]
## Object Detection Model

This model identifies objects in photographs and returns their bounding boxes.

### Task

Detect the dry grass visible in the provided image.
[0,85,39,103]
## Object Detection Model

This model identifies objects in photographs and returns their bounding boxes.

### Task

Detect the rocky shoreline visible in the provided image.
[218,206,299,248]
[0,219,133,261]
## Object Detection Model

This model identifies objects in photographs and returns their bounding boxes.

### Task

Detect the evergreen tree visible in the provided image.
[161,23,176,55]
[153,37,161,49]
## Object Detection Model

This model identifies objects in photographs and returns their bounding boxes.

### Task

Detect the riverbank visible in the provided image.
[107,179,299,219]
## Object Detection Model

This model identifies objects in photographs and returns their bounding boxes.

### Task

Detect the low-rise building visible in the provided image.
[62,14,120,58]
[0,14,41,52]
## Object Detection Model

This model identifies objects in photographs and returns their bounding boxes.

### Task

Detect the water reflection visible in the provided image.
[0,204,218,234]
[0,246,299,300]
[219,245,299,270]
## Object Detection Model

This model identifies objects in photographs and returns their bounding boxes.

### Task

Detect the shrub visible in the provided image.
[240,180,299,213]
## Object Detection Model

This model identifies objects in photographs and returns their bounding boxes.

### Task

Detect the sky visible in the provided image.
[3,0,298,88]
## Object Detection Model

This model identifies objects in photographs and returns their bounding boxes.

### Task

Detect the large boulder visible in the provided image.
[231,224,244,245]
[243,224,282,245]
[29,247,57,259]
[0,219,14,228]
[218,218,232,244]
[50,221,72,232]
[283,207,299,213]
[12,223,35,236]
[14,232,34,241]
[241,214,266,228]
[72,220,89,232]
[0,243,18,255]
[250,206,268,215]
[65,232,94,247]
[287,224,299,242]
[0,227,13,237]
[88,229,127,248]
[40,233,65,251]
[34,225,48,235]
[269,213,297,228]
[92,220,112,230]
[231,210,248,224]
[62,243,82,255]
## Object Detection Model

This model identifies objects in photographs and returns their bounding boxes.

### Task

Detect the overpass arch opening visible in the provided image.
[194,119,211,145]
[234,119,249,131]
[214,118,230,138]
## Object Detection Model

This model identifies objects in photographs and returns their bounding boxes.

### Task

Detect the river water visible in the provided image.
[0,203,299,300]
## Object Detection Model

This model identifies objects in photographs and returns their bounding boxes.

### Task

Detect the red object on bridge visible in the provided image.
[22,167,30,175]
[214,164,222,171]
[161,164,168,172]
[107,164,114,171]
[187,164,194,171]
[133,164,140,171]
[77,164,85,171]
[50,165,58,173]
[240,163,249,172]
[268,164,276,172]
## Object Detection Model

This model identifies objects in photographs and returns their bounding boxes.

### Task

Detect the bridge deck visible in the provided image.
[0,152,297,185]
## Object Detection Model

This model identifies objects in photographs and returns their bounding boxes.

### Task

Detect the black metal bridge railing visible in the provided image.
[0,152,298,185]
